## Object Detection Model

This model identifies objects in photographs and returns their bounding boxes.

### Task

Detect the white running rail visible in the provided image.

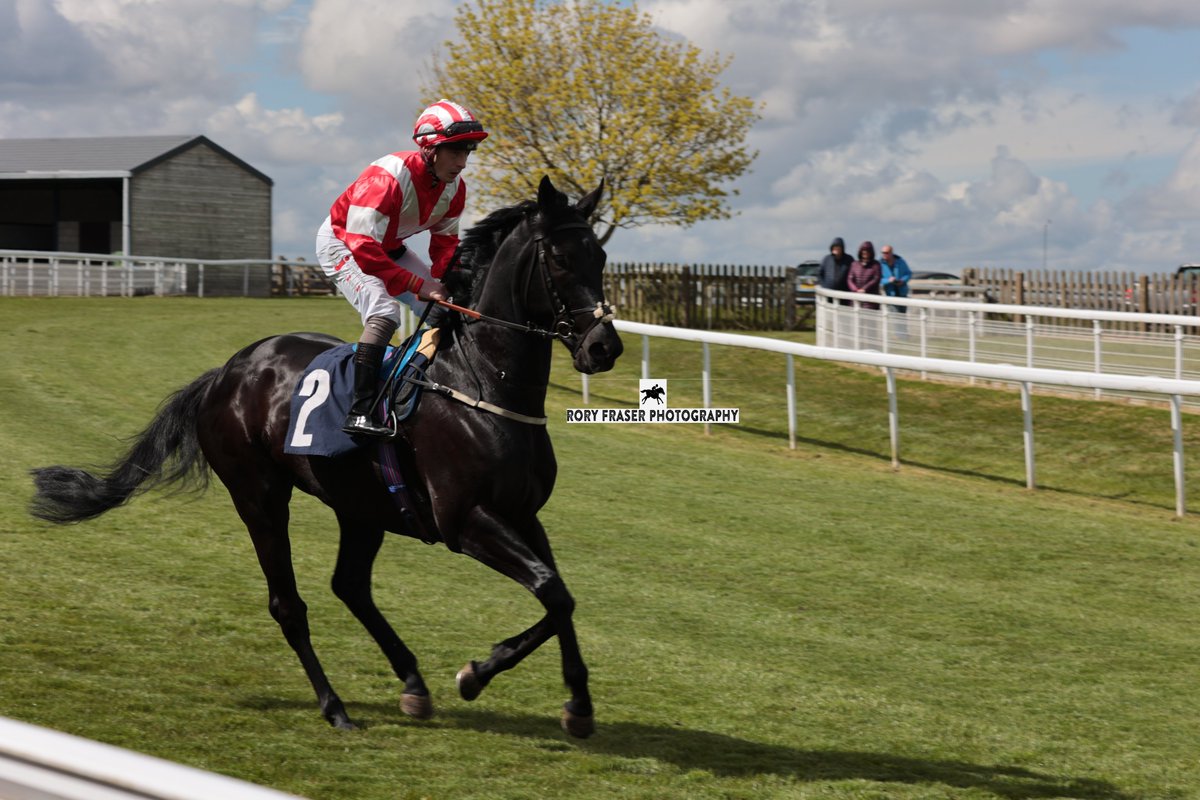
[604,318,1200,517]
[0,716,304,799]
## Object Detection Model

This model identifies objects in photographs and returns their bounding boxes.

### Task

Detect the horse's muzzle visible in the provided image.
[573,322,623,374]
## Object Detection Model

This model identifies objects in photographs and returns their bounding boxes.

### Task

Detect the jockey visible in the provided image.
[316,99,489,438]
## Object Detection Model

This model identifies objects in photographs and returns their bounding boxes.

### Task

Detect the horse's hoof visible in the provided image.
[456,662,484,701]
[561,705,595,739]
[328,714,357,731]
[401,692,434,720]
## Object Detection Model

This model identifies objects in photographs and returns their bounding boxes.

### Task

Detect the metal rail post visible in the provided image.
[886,367,899,468]
[1021,381,1036,489]
[1172,394,1185,517]
[787,354,796,449]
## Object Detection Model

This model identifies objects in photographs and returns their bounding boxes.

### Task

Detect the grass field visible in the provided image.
[3,297,1200,799]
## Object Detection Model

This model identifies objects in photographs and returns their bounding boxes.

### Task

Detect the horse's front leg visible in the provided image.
[456,508,593,738]
[455,615,554,699]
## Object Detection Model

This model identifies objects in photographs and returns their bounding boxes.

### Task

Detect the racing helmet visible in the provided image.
[413,100,489,149]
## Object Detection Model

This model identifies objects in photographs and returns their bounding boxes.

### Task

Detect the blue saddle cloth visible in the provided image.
[283,340,428,458]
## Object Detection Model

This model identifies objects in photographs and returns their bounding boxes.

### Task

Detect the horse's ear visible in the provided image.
[575,179,604,220]
[537,175,561,213]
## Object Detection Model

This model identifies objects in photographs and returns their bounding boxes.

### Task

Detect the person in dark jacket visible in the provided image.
[848,241,882,310]
[818,237,853,292]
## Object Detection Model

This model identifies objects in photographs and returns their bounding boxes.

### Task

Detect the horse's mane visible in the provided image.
[445,200,537,306]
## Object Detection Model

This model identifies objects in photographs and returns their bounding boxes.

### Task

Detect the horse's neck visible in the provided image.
[441,231,557,406]
[473,243,531,324]
[459,323,553,387]
[431,320,553,421]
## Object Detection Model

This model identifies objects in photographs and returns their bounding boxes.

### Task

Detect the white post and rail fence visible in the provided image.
[594,289,1200,517]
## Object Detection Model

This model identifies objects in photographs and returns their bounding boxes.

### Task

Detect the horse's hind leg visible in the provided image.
[230,477,356,730]
[458,509,594,738]
[331,514,433,720]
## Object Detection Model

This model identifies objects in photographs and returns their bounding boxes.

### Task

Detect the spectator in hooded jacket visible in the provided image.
[818,237,853,293]
[848,241,882,310]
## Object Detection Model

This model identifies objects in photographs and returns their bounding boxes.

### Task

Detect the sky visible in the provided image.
[4,0,1200,274]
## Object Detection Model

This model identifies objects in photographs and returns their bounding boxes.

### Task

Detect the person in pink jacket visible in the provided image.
[847,241,882,310]
[316,99,488,437]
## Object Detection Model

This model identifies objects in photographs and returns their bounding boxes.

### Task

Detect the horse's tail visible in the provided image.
[29,368,220,524]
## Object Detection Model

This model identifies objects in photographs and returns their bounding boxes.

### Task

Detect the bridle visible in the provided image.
[436,219,615,358]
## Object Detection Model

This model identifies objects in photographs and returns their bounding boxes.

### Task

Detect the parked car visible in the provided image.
[909,271,960,282]
[1175,265,1200,312]
[795,260,821,304]
[1121,266,1200,312]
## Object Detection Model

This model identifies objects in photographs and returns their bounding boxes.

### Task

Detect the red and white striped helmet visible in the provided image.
[412,99,489,148]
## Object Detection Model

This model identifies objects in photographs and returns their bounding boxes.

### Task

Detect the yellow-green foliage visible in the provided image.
[427,0,760,244]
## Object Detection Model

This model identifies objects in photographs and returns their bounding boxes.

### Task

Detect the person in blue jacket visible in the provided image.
[880,244,911,300]
[880,244,912,337]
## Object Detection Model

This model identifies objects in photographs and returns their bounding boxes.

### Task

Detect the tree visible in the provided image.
[425,0,760,245]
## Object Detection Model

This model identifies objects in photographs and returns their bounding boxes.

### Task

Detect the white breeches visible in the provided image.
[316,216,431,324]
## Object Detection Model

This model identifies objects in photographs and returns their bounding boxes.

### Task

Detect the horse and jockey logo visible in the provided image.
[565,377,739,424]
[639,380,667,406]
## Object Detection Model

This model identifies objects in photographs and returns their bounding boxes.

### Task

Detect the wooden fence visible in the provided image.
[968,267,1200,331]
[271,259,336,296]
[602,263,800,330]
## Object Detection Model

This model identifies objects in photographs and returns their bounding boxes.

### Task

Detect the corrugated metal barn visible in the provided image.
[0,135,274,295]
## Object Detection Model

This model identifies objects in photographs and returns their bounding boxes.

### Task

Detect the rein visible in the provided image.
[436,297,614,343]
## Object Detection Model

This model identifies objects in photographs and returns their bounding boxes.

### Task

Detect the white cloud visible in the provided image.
[50,0,277,94]
[1121,134,1200,228]
[0,0,103,86]
[298,0,453,115]
[205,93,348,162]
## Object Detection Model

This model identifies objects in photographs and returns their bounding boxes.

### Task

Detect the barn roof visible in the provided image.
[0,135,272,184]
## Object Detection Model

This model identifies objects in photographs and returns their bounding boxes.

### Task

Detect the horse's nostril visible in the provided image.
[587,341,609,362]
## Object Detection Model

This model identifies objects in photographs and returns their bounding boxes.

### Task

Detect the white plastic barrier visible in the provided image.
[815,288,1200,404]
[606,319,1200,517]
[0,716,304,800]
[0,250,321,298]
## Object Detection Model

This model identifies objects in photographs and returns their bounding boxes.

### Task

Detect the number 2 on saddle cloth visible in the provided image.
[283,327,441,542]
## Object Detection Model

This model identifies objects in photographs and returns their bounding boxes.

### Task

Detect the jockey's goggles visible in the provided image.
[444,120,484,137]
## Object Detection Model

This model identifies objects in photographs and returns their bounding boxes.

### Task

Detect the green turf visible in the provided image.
[2,297,1199,799]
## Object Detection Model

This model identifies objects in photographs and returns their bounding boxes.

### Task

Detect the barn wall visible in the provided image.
[130,142,272,296]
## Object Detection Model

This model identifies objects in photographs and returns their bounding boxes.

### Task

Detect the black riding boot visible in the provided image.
[342,342,393,438]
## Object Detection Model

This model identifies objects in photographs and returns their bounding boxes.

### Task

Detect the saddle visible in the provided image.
[283,327,443,544]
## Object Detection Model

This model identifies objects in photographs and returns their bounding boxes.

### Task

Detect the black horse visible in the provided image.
[29,176,623,738]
